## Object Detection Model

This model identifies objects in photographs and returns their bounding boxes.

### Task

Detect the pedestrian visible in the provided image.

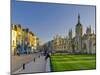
[23,63,25,70]
[45,53,50,60]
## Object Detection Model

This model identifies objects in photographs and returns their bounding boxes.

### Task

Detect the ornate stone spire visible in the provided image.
[86,25,91,35]
[78,13,80,24]
[89,25,91,32]
[76,14,83,37]
[69,29,72,39]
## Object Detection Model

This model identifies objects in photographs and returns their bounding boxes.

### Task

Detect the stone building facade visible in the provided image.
[49,14,96,54]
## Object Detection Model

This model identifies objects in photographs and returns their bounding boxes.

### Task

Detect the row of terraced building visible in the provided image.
[11,24,39,55]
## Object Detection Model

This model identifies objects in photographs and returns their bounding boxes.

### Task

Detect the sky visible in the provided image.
[11,0,96,44]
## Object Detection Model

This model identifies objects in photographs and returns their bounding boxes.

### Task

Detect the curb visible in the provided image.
[45,58,51,72]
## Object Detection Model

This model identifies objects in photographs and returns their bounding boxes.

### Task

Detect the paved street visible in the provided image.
[12,53,51,74]
[11,53,40,72]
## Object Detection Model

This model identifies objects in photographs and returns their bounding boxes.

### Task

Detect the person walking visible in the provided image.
[45,53,50,61]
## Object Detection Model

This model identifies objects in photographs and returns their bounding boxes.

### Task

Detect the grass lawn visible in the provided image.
[50,54,96,72]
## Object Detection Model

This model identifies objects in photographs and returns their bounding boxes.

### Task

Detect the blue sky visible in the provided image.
[12,0,96,43]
